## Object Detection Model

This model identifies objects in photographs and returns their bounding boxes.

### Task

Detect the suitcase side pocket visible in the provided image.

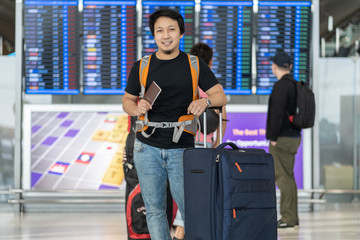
[224,152,275,180]
[184,149,216,240]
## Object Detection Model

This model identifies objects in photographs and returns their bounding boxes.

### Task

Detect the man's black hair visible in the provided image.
[149,8,185,36]
[190,43,213,65]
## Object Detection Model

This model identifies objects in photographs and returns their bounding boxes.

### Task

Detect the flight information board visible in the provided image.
[141,0,196,56]
[82,0,137,94]
[24,0,80,94]
[200,0,253,95]
[256,1,312,94]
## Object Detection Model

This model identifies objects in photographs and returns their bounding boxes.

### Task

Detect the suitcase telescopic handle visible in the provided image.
[216,142,239,149]
[208,106,222,111]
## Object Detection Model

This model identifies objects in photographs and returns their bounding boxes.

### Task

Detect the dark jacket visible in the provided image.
[266,74,301,141]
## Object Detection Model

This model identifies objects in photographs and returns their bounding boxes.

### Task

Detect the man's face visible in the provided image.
[153,16,183,56]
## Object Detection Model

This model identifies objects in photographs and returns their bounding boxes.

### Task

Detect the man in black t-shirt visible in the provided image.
[122,9,227,240]
[266,51,301,229]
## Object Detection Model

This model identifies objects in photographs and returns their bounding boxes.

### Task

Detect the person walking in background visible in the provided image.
[266,51,301,229]
[172,42,228,240]
[122,9,227,240]
[190,43,227,148]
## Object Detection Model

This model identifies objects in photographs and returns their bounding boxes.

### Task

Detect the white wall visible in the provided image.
[0,56,16,128]
[318,58,359,125]
[0,55,52,128]
[315,57,360,189]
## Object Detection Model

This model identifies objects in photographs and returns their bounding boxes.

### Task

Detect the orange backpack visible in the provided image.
[135,54,200,143]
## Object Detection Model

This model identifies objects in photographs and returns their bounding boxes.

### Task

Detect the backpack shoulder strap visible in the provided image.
[187,54,199,100]
[139,55,152,98]
[286,78,298,119]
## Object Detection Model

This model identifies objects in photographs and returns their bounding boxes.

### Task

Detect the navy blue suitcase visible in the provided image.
[183,142,277,240]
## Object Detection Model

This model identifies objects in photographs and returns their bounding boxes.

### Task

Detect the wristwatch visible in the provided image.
[205,98,211,108]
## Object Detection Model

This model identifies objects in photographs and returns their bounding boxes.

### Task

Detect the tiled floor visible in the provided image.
[0,203,360,240]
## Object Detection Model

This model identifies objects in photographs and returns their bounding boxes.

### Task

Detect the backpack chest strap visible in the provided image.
[150,120,193,128]
[136,120,193,129]
[135,118,196,143]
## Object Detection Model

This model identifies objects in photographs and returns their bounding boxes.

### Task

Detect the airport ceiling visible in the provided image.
[0,0,15,54]
[0,0,360,53]
[320,0,360,40]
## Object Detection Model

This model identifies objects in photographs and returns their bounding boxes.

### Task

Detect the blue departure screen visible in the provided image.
[141,0,196,56]
[24,0,80,94]
[82,0,137,94]
[200,0,253,95]
[256,1,312,95]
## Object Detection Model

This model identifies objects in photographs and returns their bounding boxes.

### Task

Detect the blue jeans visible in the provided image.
[133,139,186,240]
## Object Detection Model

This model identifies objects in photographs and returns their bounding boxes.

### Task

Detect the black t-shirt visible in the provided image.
[125,51,219,149]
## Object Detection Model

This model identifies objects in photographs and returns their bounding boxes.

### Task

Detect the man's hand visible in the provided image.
[137,99,152,116]
[123,92,152,116]
[270,141,277,146]
[187,98,207,116]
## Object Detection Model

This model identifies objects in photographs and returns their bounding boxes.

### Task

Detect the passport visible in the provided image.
[143,81,162,106]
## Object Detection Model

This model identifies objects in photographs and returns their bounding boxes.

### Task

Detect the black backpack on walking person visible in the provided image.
[288,80,315,129]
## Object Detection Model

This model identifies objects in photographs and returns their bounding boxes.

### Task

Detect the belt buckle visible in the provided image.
[161,122,171,128]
